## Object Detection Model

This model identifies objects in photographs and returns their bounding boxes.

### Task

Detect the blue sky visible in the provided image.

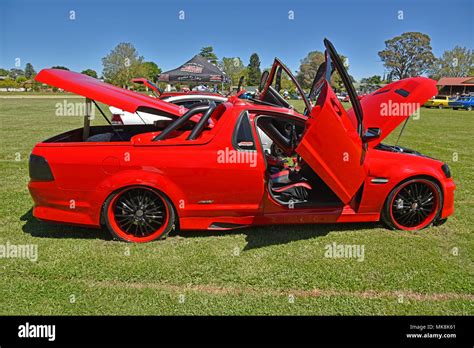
[1,0,472,81]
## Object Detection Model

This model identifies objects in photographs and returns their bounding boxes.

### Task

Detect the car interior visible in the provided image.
[44,102,224,143]
[254,114,343,208]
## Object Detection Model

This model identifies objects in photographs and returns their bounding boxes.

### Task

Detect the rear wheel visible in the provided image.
[103,186,175,242]
[382,178,442,231]
[467,106,472,111]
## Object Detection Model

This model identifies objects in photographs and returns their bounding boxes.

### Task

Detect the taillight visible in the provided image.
[29,154,54,181]
[111,114,124,125]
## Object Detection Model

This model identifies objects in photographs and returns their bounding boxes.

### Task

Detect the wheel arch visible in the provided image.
[383,174,444,207]
[96,170,185,225]
[360,160,448,216]
[380,174,444,229]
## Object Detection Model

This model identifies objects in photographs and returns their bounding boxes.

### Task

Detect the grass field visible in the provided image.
[0,96,472,315]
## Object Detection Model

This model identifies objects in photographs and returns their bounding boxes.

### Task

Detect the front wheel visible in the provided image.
[438,104,443,109]
[103,186,176,242]
[381,178,442,231]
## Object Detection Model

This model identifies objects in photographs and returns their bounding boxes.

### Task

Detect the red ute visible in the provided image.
[28,39,455,242]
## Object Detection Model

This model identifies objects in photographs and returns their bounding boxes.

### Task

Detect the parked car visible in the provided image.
[448,96,474,111]
[29,39,454,243]
[423,95,454,109]
[342,94,365,102]
[336,93,347,101]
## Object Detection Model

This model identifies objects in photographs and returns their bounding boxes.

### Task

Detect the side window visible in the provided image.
[233,111,256,151]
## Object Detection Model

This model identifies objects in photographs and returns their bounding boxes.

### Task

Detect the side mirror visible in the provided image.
[259,71,269,91]
[362,127,381,142]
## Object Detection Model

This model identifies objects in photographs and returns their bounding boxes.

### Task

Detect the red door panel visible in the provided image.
[296,82,367,204]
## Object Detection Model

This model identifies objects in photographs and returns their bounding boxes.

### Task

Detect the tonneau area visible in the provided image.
[42,125,164,143]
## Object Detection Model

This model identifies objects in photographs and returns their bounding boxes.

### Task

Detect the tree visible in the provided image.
[199,46,218,65]
[378,32,435,80]
[429,46,473,79]
[0,68,9,76]
[0,77,18,89]
[81,69,98,78]
[51,66,69,70]
[220,57,246,85]
[360,75,382,85]
[296,51,325,89]
[141,61,161,82]
[331,55,350,92]
[102,42,144,88]
[360,75,383,93]
[24,63,36,79]
[247,53,262,86]
[9,68,24,79]
[16,76,27,84]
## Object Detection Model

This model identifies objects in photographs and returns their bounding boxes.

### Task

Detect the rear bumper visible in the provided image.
[28,181,101,228]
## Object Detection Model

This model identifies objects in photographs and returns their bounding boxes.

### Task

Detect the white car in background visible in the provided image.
[109,94,227,125]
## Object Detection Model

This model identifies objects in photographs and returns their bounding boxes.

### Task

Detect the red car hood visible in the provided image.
[347,77,437,147]
[35,69,185,117]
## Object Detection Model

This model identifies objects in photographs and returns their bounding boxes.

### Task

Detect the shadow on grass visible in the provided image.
[21,209,112,241]
[21,208,381,249]
[171,222,380,251]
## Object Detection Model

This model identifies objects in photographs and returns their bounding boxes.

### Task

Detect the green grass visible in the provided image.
[0,96,473,315]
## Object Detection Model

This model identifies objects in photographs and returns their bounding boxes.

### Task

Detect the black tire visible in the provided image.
[381,178,443,231]
[102,186,176,242]
[438,104,443,109]
[467,106,472,111]
[453,108,458,110]
[433,217,448,226]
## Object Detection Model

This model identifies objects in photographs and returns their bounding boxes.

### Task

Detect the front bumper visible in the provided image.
[441,178,455,219]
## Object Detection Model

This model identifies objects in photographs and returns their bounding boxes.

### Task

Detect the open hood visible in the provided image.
[35,69,185,117]
[348,77,437,146]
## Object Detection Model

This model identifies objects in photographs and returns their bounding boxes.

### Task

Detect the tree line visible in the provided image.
[1,31,472,92]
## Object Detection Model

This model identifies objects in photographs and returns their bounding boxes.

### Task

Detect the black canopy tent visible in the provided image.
[157,55,228,84]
